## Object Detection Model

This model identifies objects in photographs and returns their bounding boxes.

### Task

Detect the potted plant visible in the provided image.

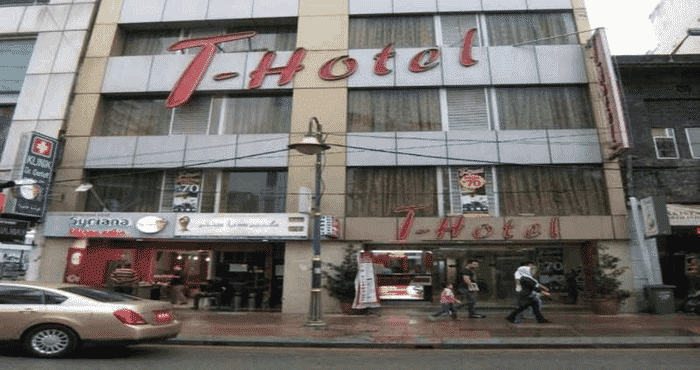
[584,251,632,315]
[322,246,363,314]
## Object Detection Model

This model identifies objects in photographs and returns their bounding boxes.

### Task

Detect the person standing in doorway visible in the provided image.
[109,262,138,295]
[456,259,486,318]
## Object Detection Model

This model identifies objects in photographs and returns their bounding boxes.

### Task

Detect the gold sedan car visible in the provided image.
[0,281,181,358]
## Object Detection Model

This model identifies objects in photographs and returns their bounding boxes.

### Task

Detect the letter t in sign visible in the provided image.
[166,32,256,108]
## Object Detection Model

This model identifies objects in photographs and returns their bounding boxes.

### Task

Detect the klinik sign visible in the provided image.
[165,29,478,108]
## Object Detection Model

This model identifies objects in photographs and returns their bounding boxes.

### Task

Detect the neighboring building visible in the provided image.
[650,0,700,54]
[39,0,632,313]
[0,1,98,280]
[616,54,700,301]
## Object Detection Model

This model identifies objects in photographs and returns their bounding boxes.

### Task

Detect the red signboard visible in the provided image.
[590,28,630,156]
[166,29,479,108]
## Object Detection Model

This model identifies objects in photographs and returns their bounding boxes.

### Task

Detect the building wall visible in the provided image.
[0,0,98,173]
[616,55,700,202]
[42,0,631,313]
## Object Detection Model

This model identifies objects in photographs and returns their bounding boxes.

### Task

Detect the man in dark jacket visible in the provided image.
[506,263,551,323]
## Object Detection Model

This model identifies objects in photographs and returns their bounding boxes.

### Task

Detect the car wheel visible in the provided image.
[24,325,79,358]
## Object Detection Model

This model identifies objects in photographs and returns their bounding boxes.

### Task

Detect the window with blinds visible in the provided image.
[440,15,481,47]
[446,89,489,131]
[171,96,213,135]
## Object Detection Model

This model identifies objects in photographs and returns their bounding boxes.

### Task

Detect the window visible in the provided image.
[87,171,164,212]
[346,167,438,217]
[45,293,68,305]
[220,171,287,213]
[686,128,700,159]
[99,95,291,136]
[347,89,441,132]
[160,170,217,213]
[651,128,679,159]
[0,0,48,6]
[349,16,435,49]
[446,88,489,130]
[0,286,43,304]
[0,38,34,93]
[498,165,609,216]
[440,14,481,47]
[496,86,594,130]
[486,12,578,46]
[0,105,14,157]
[121,26,297,56]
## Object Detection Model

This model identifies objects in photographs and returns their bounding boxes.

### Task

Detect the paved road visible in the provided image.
[1,345,699,370]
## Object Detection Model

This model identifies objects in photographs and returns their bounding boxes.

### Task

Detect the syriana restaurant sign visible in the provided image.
[165,29,478,108]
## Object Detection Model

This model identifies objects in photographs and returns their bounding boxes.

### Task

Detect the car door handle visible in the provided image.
[21,308,36,313]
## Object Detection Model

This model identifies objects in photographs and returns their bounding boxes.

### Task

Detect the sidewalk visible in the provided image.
[166,306,700,349]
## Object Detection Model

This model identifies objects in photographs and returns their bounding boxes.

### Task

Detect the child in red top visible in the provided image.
[428,283,462,321]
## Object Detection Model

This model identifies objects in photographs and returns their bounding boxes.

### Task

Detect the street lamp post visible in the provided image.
[288,117,330,327]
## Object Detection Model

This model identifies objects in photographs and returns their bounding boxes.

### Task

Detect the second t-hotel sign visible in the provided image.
[165,29,479,108]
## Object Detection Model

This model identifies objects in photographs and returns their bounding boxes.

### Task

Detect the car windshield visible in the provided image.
[59,286,142,303]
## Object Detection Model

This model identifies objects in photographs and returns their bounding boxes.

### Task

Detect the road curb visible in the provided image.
[163,337,700,349]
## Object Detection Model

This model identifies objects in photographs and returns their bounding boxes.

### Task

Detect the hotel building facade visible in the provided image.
[34,0,633,313]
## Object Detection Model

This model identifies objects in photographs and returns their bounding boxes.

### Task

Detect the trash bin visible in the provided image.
[644,285,676,314]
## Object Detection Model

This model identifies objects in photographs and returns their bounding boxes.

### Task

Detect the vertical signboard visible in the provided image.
[590,28,630,156]
[458,168,488,215]
[173,170,201,212]
[4,132,59,219]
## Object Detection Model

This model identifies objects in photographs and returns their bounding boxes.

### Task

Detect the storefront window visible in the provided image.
[347,89,441,132]
[349,16,435,49]
[346,167,438,217]
[498,165,609,216]
[496,86,594,130]
[486,12,578,46]
[220,171,287,213]
[87,171,163,212]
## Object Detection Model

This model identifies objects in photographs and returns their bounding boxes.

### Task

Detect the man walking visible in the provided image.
[456,259,485,318]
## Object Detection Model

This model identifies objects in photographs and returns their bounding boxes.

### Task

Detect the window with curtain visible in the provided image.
[347,89,441,132]
[486,12,578,46]
[87,171,163,212]
[0,0,49,6]
[349,16,436,49]
[220,171,287,213]
[496,86,594,130]
[100,98,171,136]
[346,167,438,217]
[0,38,34,93]
[498,166,609,216]
[219,95,292,134]
[440,14,481,47]
[122,26,297,56]
[0,105,13,158]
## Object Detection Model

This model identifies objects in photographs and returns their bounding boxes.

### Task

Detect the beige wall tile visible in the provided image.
[607,188,628,216]
[345,218,398,241]
[294,50,349,88]
[48,169,87,212]
[299,0,348,16]
[287,164,345,216]
[612,215,630,240]
[291,88,347,133]
[559,216,615,240]
[86,24,119,57]
[66,94,100,137]
[59,137,90,172]
[38,240,72,283]
[297,15,348,50]
[74,57,107,94]
[570,0,587,8]
[95,0,125,25]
